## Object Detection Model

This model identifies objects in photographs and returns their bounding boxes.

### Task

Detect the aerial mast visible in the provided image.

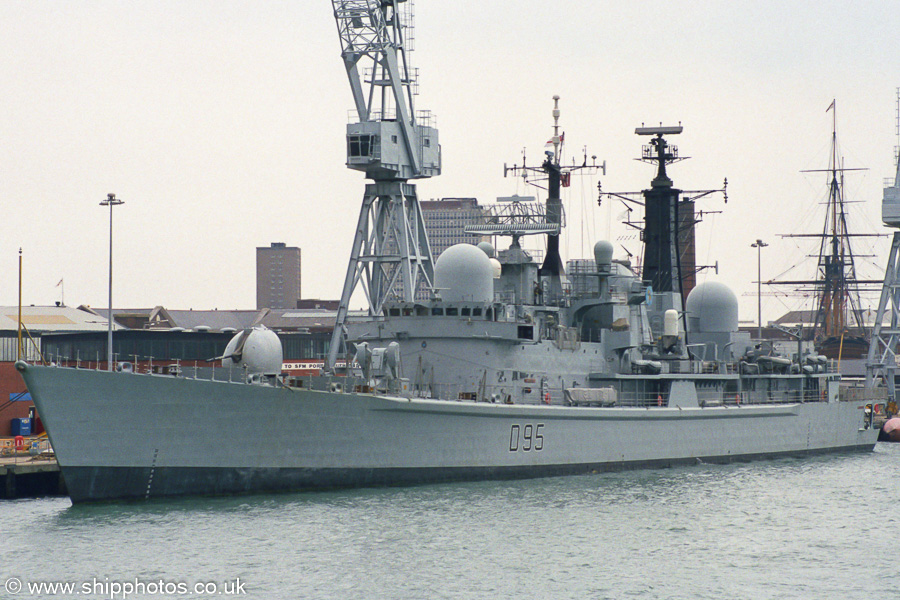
[501,97,605,304]
[327,0,440,372]
[538,96,565,299]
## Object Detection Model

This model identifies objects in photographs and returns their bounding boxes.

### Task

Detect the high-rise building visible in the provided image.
[256,243,301,309]
[420,198,487,258]
[390,198,487,300]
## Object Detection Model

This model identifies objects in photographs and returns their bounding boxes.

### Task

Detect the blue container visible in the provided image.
[10,418,31,436]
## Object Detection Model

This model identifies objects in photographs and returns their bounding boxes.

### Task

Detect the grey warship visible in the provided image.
[17,1,879,502]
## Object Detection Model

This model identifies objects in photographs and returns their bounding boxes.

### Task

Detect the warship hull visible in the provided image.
[18,363,877,503]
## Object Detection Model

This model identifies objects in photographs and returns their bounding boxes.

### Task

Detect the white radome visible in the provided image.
[222,326,283,375]
[435,243,495,303]
[685,281,739,333]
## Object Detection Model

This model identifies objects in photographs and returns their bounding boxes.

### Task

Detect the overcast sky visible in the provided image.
[2,1,899,325]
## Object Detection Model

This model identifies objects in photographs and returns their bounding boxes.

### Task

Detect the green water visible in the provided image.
[3,444,898,599]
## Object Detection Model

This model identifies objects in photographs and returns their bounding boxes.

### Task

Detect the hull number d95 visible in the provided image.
[509,423,544,452]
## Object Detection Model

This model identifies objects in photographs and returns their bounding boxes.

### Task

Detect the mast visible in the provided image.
[636,125,685,298]
[500,97,604,305]
[599,125,726,339]
[811,102,867,341]
[538,96,565,299]
[772,101,881,353]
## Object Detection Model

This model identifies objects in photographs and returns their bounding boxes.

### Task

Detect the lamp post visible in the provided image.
[751,239,768,339]
[100,193,124,370]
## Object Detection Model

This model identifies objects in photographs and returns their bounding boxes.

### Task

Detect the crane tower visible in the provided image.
[866,89,900,404]
[328,0,440,371]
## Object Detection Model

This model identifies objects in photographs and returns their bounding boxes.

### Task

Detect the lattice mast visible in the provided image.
[328,0,440,371]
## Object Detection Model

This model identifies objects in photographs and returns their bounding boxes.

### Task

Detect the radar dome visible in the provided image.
[594,240,614,267]
[477,241,495,258]
[434,243,495,303]
[489,257,502,278]
[685,281,739,333]
[222,326,283,375]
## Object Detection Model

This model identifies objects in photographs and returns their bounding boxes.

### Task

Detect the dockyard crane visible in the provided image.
[327,0,441,372]
[866,89,900,409]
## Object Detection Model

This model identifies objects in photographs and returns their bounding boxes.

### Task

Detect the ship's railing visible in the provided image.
[402,383,831,407]
[612,388,829,408]
[40,360,836,408]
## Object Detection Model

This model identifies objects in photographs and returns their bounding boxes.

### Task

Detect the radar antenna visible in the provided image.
[328,0,441,372]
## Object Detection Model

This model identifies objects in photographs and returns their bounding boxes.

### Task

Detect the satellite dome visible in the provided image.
[477,241,495,258]
[222,326,283,375]
[489,257,502,278]
[685,281,739,333]
[434,243,495,303]
[593,240,614,267]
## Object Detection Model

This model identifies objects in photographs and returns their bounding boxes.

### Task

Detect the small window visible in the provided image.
[424,138,431,147]
[389,308,401,317]
[391,135,398,143]
[431,307,444,316]
[472,308,482,317]
[446,307,458,316]
[402,308,413,317]
[461,307,471,316]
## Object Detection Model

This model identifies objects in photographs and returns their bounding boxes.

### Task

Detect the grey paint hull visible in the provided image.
[20,364,877,503]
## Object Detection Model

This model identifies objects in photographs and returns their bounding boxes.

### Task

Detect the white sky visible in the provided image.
[2,1,899,325]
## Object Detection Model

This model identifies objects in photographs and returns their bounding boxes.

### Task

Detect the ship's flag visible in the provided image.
[544,132,565,147]
[826,100,835,113]
[56,279,63,287]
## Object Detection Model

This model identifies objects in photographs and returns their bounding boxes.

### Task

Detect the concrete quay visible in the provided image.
[0,457,66,499]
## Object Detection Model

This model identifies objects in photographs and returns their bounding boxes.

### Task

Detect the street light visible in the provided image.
[100,193,124,371]
[751,239,768,339]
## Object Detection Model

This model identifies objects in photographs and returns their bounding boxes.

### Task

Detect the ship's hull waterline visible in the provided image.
[18,363,876,503]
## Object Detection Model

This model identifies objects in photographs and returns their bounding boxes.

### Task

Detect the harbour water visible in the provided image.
[3,444,898,600]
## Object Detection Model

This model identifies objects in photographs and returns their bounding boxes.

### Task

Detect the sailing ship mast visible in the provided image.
[813,102,867,340]
[771,101,883,357]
